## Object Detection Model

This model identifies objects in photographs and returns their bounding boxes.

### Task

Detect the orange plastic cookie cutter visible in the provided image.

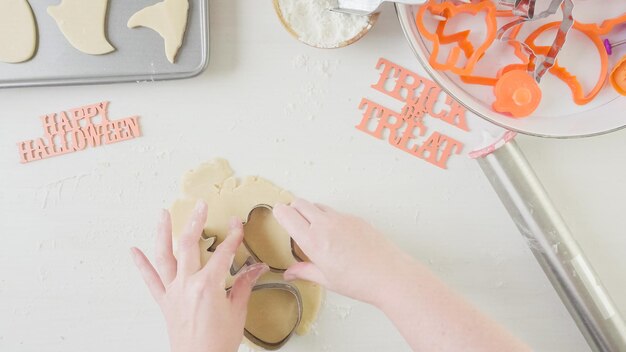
[525,21,609,105]
[493,69,542,118]
[465,13,626,99]
[459,20,531,87]
[523,12,626,105]
[415,0,498,76]
[610,55,626,95]
[576,13,626,36]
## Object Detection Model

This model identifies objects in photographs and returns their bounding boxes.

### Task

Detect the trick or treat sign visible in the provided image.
[356,58,470,170]
[17,101,141,163]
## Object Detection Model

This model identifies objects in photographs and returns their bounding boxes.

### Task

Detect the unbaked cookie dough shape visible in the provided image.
[48,0,115,55]
[0,0,37,63]
[170,159,323,347]
[127,0,190,63]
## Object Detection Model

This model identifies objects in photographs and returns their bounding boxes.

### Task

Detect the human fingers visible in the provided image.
[130,247,165,304]
[273,203,311,249]
[199,217,244,286]
[283,262,327,287]
[155,209,177,285]
[290,198,324,222]
[314,202,336,213]
[177,200,208,276]
[229,263,269,314]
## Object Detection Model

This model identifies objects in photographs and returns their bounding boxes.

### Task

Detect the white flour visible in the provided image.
[278,0,371,48]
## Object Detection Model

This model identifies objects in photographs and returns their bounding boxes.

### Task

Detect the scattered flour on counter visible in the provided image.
[292,53,308,68]
[291,54,340,77]
[278,0,371,48]
[327,302,353,320]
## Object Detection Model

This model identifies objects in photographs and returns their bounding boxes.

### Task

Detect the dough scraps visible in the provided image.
[0,0,37,63]
[127,0,190,64]
[170,159,323,346]
[48,0,115,55]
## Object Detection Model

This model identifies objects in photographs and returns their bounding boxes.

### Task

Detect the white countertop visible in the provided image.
[1,1,625,351]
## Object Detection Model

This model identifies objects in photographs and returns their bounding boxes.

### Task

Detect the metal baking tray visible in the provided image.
[0,0,209,88]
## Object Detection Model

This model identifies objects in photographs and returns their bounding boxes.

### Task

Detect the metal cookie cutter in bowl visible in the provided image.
[202,204,306,350]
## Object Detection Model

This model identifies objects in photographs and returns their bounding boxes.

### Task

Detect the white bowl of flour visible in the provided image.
[274,0,378,49]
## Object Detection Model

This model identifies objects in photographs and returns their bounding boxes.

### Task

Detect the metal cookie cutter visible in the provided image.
[202,204,307,350]
[226,282,303,351]
[497,0,575,82]
[201,204,308,274]
[240,204,308,273]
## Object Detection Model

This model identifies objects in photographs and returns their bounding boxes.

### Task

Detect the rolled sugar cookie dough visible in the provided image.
[128,0,189,63]
[170,159,323,345]
[48,0,115,55]
[0,0,37,63]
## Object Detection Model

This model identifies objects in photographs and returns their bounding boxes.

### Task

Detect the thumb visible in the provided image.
[229,263,269,312]
[284,262,327,286]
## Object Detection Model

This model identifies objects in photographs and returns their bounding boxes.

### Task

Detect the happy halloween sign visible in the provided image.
[17,101,141,163]
[356,58,469,169]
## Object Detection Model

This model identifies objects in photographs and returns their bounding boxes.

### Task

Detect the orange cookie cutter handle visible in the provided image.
[415,0,498,76]
[493,69,542,118]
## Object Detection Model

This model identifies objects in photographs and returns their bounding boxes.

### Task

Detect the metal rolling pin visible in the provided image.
[478,140,626,352]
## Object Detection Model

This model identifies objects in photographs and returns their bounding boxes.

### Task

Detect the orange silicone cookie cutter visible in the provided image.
[576,13,626,36]
[610,55,626,95]
[416,2,626,114]
[525,21,609,105]
[459,19,532,87]
[522,13,625,105]
[415,0,498,76]
[493,69,542,118]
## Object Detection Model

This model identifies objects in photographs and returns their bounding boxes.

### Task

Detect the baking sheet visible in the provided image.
[0,0,209,88]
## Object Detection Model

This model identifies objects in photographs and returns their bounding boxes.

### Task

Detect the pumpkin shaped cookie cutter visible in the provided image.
[201,204,307,350]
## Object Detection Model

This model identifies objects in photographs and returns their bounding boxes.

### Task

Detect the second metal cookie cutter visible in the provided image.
[201,204,307,350]
[227,282,303,350]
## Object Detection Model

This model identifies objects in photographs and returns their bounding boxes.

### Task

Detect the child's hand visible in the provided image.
[131,201,269,352]
[273,199,415,307]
